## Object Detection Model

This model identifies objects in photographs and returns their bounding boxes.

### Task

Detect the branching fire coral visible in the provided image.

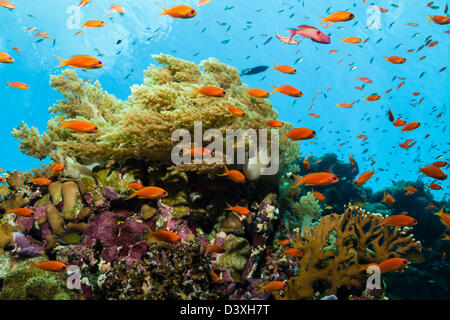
[275,204,421,300]
[12,54,298,174]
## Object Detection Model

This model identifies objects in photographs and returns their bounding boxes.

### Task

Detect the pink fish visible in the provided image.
[276,33,298,44]
[288,25,330,44]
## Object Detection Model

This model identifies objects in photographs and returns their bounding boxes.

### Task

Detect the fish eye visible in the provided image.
[62,266,67,269]
[403,260,408,264]
[191,10,195,13]
[178,237,181,241]
[163,191,167,194]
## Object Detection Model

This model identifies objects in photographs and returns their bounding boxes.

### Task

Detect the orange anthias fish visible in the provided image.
[126,186,168,200]
[426,204,437,210]
[273,64,296,74]
[281,128,316,143]
[7,82,29,89]
[291,172,339,187]
[145,228,181,244]
[428,183,442,190]
[283,248,304,257]
[277,239,290,246]
[419,165,447,180]
[225,203,251,216]
[341,37,362,44]
[34,32,50,38]
[385,56,406,64]
[107,4,125,15]
[434,207,450,229]
[29,261,68,272]
[255,281,287,293]
[336,102,354,108]
[357,77,373,83]
[432,161,448,168]
[365,94,381,102]
[393,119,407,127]
[224,105,245,116]
[30,178,53,185]
[210,270,220,283]
[246,88,270,98]
[127,182,144,190]
[51,163,65,175]
[5,208,35,217]
[183,147,212,157]
[55,55,103,69]
[303,157,311,171]
[427,15,450,25]
[217,165,246,183]
[0,51,14,63]
[83,20,106,28]
[0,0,15,9]
[192,86,226,97]
[271,85,303,97]
[401,122,420,132]
[382,215,417,227]
[381,193,395,206]
[354,170,376,186]
[404,186,418,195]
[311,191,325,202]
[205,245,225,253]
[159,5,196,19]
[320,11,354,26]
[265,120,284,127]
[349,155,356,166]
[197,0,211,5]
[57,119,99,133]
[366,258,409,273]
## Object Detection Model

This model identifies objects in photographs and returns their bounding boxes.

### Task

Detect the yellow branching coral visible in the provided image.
[12,54,298,174]
[275,204,421,300]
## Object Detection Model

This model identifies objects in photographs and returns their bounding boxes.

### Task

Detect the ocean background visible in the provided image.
[0,0,448,199]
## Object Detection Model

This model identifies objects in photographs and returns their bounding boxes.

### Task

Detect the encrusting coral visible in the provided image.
[12,54,298,175]
[275,204,422,300]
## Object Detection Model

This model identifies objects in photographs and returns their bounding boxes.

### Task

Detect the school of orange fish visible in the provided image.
[0,0,449,293]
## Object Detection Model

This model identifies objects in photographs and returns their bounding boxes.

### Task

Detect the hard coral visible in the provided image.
[275,204,421,300]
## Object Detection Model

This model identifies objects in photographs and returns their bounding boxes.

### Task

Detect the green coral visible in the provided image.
[291,192,323,236]
[0,260,77,300]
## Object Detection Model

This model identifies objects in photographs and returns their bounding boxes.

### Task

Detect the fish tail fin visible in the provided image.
[426,16,432,22]
[159,5,168,16]
[217,165,229,176]
[271,85,279,94]
[384,56,389,62]
[291,173,304,188]
[54,55,67,68]
[225,202,232,210]
[56,118,67,129]
[28,261,37,269]
[443,232,449,240]
[6,82,11,88]
[125,187,137,200]
[319,17,327,25]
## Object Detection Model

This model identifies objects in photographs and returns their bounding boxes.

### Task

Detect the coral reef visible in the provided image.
[275,204,421,300]
[290,192,322,236]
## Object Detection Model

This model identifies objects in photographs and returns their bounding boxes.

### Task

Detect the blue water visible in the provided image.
[0,0,448,198]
